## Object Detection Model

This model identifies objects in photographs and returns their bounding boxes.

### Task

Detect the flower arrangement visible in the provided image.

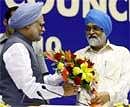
[44,50,98,92]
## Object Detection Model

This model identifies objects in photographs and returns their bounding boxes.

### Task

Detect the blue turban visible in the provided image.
[85,9,112,37]
[9,2,43,29]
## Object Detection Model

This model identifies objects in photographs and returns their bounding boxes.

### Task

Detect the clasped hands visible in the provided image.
[63,82,79,96]
[63,83,110,105]
[90,92,110,106]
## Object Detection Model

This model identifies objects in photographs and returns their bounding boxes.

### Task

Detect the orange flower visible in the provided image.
[90,104,102,107]
[76,59,85,65]
[61,68,69,82]
[65,50,72,62]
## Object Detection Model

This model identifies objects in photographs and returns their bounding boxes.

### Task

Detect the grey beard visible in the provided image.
[88,37,100,47]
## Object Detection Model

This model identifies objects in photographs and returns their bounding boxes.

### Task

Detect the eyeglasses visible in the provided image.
[36,21,44,27]
[86,25,103,32]
[31,20,44,28]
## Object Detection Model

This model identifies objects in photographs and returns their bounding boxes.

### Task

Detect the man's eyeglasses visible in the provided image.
[86,25,103,32]
[31,21,44,28]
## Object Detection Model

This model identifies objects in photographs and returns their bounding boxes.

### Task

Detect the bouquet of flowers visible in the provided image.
[44,50,98,92]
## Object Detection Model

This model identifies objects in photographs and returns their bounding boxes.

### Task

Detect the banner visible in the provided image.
[0,0,130,51]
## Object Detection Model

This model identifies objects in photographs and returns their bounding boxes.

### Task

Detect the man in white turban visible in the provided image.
[75,9,130,106]
[0,2,77,107]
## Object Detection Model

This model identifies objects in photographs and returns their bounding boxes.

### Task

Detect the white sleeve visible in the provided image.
[3,43,63,100]
[44,72,63,85]
[108,72,130,105]
[108,49,130,105]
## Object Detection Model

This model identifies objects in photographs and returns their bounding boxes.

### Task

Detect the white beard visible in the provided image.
[88,37,101,47]
[87,33,106,47]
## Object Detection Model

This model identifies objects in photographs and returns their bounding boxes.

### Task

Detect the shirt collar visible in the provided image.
[85,40,114,54]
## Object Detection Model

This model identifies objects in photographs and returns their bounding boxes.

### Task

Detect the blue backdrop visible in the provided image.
[0,0,130,105]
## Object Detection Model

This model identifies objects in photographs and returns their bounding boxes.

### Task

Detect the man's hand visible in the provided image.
[63,82,78,96]
[91,92,110,105]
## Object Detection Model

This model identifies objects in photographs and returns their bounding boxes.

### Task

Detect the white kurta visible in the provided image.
[75,41,130,106]
[3,43,64,100]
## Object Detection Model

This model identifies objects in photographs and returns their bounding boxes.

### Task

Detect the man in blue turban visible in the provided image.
[84,9,112,50]
[75,9,130,106]
[0,2,78,106]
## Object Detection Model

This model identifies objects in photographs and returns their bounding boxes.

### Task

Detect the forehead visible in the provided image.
[87,23,96,26]
[86,23,102,29]
[37,16,44,23]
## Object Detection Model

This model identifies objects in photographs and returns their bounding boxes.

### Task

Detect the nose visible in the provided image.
[89,28,95,35]
[41,26,45,32]
[87,28,95,36]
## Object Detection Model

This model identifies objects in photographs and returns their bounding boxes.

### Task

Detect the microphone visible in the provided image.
[41,85,89,106]
[37,91,48,104]
[42,85,46,89]
[42,85,62,96]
